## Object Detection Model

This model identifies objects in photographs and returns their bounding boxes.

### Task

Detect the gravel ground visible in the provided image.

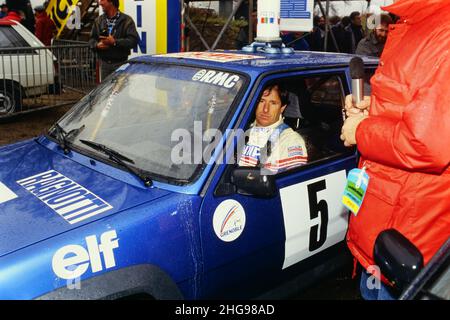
[0,106,362,300]
[0,105,72,146]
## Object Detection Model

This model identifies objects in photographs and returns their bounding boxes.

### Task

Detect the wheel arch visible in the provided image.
[36,264,184,300]
[0,78,25,95]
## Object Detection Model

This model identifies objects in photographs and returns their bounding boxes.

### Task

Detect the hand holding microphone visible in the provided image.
[345,57,371,118]
[345,95,370,117]
[341,57,371,146]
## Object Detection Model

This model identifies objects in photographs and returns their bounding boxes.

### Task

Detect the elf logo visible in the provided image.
[52,230,119,280]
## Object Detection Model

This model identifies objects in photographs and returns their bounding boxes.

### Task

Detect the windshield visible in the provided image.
[54,63,246,184]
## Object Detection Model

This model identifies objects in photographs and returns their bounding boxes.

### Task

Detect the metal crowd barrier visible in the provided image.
[0,40,97,120]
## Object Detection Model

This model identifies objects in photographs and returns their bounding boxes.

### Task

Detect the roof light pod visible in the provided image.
[256,0,281,42]
[243,0,294,54]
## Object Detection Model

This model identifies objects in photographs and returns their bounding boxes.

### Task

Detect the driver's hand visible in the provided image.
[345,94,371,117]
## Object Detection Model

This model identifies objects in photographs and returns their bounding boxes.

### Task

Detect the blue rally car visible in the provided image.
[0,51,378,299]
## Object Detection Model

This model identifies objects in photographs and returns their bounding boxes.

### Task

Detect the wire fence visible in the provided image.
[0,40,97,120]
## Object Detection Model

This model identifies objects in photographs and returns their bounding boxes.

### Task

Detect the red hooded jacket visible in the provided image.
[347,0,450,273]
[35,12,56,46]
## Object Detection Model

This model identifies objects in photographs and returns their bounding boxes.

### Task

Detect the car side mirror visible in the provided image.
[374,229,424,292]
[231,167,277,198]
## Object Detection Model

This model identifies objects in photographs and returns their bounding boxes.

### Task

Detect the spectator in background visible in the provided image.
[282,31,310,51]
[341,16,351,29]
[345,11,365,53]
[328,16,352,53]
[234,0,250,48]
[307,16,326,51]
[23,0,35,33]
[0,0,34,33]
[234,0,249,21]
[235,10,257,49]
[0,1,22,23]
[34,4,55,46]
[89,0,139,81]
[356,14,393,57]
[0,4,8,19]
[329,15,341,27]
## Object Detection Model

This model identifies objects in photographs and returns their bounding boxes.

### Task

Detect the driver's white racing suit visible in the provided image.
[238,117,308,174]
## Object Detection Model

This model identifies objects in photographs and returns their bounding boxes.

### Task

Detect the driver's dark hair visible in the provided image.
[263,84,290,107]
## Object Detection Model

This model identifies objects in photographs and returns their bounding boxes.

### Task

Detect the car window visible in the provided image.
[0,25,30,49]
[289,74,352,164]
[237,72,352,176]
[55,63,247,184]
[309,76,344,106]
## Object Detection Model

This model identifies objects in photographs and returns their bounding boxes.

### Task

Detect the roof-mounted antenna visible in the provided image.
[242,0,294,54]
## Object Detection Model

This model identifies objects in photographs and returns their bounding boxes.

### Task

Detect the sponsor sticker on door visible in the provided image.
[213,200,246,242]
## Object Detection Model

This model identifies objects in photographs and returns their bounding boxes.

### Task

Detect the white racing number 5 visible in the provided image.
[280,171,349,270]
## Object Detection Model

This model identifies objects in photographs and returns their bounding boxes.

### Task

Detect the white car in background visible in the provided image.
[0,19,57,115]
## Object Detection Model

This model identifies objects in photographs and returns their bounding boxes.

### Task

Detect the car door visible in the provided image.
[198,69,356,299]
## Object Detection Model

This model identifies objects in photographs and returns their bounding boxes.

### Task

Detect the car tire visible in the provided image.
[0,83,21,115]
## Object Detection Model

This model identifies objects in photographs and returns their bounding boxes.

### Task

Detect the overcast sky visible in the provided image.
[30,0,44,8]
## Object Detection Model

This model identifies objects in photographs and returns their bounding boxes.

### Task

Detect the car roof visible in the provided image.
[131,51,379,74]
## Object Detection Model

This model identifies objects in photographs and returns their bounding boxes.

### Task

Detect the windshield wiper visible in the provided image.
[79,139,153,187]
[52,124,85,154]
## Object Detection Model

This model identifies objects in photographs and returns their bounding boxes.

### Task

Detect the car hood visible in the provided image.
[0,139,173,257]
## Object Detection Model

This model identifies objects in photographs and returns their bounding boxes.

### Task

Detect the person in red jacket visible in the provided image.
[341,0,450,300]
[34,4,55,46]
[0,0,35,31]
[0,5,22,23]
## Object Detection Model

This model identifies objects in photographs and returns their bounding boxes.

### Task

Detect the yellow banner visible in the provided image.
[156,0,167,54]
[46,0,80,39]
[121,0,169,55]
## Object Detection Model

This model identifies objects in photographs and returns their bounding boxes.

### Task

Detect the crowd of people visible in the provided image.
[235,8,397,58]
[0,0,56,46]
[0,0,394,60]
[302,11,396,57]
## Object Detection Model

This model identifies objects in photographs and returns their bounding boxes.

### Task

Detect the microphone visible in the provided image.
[349,57,365,105]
